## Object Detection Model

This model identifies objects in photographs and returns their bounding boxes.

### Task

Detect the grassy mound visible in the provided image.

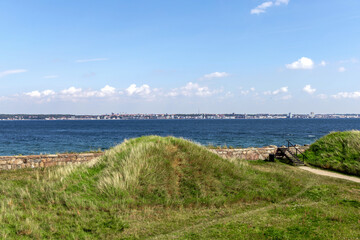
[94,136,296,206]
[98,136,244,206]
[305,131,360,176]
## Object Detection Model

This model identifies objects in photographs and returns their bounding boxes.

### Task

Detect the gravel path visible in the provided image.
[299,166,360,183]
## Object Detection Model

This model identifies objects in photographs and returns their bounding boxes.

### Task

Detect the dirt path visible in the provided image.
[299,166,360,183]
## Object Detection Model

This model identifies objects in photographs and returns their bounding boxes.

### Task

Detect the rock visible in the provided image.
[32,159,41,163]
[14,159,23,165]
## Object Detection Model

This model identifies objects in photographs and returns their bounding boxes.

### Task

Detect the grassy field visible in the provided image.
[304,130,360,176]
[0,136,359,239]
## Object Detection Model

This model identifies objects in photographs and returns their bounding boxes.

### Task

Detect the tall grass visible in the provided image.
[305,130,360,175]
[95,136,260,206]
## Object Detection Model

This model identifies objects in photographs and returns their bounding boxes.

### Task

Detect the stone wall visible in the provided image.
[0,153,103,170]
[210,145,309,160]
[0,145,310,171]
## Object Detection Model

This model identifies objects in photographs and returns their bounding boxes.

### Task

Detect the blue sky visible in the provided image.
[0,0,359,114]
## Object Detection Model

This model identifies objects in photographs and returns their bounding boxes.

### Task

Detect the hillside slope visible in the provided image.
[304,131,360,176]
[95,135,299,206]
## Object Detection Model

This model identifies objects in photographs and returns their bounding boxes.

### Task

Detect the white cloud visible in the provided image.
[272,86,288,95]
[25,89,55,98]
[286,57,314,70]
[61,87,82,95]
[251,0,289,14]
[21,83,222,102]
[25,85,119,101]
[99,85,116,96]
[319,61,327,67]
[126,84,152,97]
[166,91,179,97]
[75,58,108,63]
[25,90,41,98]
[167,82,219,97]
[61,85,118,99]
[59,87,96,98]
[303,85,316,94]
[338,67,346,72]
[332,91,360,99]
[251,1,273,14]
[42,90,56,96]
[264,86,288,95]
[0,69,27,78]
[182,82,213,97]
[275,0,289,5]
[202,72,229,79]
[240,87,256,96]
[43,75,59,79]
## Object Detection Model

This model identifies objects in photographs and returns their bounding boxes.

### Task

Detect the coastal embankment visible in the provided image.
[210,145,309,160]
[0,152,103,170]
[0,145,309,170]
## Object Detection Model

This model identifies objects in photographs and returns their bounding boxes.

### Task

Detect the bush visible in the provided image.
[305,131,360,176]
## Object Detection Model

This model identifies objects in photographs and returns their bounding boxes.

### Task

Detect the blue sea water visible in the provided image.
[0,119,359,156]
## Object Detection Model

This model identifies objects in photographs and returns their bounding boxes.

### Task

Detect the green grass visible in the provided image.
[0,135,359,239]
[304,130,360,176]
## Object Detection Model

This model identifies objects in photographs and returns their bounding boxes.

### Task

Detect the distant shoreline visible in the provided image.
[1,118,360,121]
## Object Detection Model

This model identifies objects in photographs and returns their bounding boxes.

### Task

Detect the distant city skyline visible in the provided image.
[0,1,359,114]
[2,112,360,121]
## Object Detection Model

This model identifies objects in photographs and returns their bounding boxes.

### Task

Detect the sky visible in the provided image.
[0,0,359,114]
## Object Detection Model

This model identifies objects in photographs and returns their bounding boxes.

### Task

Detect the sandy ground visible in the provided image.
[299,166,360,183]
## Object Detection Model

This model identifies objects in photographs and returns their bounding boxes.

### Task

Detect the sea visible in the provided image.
[0,119,359,156]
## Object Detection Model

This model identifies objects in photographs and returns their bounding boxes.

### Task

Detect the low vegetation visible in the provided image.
[0,136,359,239]
[206,144,236,149]
[304,130,360,176]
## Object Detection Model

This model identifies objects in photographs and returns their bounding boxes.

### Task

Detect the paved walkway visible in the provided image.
[299,166,360,183]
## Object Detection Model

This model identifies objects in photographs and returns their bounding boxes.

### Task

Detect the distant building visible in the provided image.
[310,112,315,118]
[288,112,292,118]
